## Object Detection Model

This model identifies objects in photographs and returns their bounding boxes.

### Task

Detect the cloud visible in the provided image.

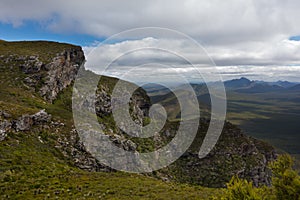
[1,0,300,44]
[208,39,300,66]
[83,37,300,82]
[1,0,300,81]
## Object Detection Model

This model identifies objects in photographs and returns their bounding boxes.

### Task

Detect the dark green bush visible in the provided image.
[222,154,300,200]
[269,154,300,200]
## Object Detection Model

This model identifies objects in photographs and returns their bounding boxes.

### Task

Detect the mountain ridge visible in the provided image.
[0,40,278,198]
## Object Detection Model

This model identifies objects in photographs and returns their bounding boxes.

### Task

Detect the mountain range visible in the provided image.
[144,77,300,166]
[224,77,300,93]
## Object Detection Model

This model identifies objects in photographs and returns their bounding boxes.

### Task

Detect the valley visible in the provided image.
[144,78,300,159]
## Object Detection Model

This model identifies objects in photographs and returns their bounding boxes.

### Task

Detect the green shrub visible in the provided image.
[222,154,300,200]
[269,154,300,200]
[222,176,263,200]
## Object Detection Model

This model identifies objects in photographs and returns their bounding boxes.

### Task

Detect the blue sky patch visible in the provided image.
[289,35,300,41]
[0,21,104,46]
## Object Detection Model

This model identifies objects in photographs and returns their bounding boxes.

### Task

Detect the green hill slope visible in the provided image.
[0,40,277,199]
[0,40,223,199]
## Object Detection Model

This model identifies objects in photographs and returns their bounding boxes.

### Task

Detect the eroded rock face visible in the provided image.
[0,109,52,135]
[0,120,11,141]
[56,128,111,172]
[40,49,85,102]
[72,75,276,187]
[32,109,52,125]
[14,115,34,131]
[0,111,12,141]
[94,83,149,124]
[14,109,52,131]
[72,82,145,164]
[20,48,85,102]
[162,121,277,187]
[20,56,44,74]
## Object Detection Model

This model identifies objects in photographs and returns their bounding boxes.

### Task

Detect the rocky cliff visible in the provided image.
[0,40,277,189]
[78,75,277,187]
[20,47,84,102]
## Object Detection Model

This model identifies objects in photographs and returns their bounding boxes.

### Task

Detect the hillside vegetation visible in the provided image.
[0,40,223,199]
[1,40,296,199]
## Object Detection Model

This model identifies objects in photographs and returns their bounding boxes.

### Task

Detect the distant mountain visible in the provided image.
[274,81,298,88]
[288,84,300,91]
[141,83,171,96]
[235,83,285,93]
[143,76,300,170]
[224,77,252,89]
[143,78,298,95]
[223,78,299,93]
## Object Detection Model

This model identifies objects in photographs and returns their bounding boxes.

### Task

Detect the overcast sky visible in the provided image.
[1,0,300,82]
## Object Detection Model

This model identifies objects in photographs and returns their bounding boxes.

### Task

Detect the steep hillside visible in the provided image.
[0,40,277,198]
[0,40,223,199]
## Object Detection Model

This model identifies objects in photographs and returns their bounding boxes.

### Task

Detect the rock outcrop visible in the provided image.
[56,128,111,172]
[0,111,11,141]
[0,109,52,136]
[75,74,277,187]
[163,121,277,187]
[39,49,85,102]
[19,48,85,102]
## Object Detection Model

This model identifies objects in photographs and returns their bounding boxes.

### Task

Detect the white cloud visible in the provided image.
[1,0,300,81]
[1,0,300,43]
[83,37,300,82]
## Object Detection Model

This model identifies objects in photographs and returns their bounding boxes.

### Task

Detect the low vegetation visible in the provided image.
[1,40,299,199]
[221,154,300,200]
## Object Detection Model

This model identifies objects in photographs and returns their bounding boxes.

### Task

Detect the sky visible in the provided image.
[1,0,300,82]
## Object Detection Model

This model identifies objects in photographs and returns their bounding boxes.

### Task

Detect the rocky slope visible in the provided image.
[78,75,277,187]
[18,46,84,102]
[0,40,277,191]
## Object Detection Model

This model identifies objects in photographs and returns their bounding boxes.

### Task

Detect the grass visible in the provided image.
[0,129,223,199]
[0,40,79,63]
[0,40,224,199]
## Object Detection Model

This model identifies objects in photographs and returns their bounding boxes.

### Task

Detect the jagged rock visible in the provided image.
[123,140,137,151]
[0,111,11,119]
[0,120,11,141]
[14,115,33,131]
[0,111,12,141]
[20,56,43,74]
[56,128,110,172]
[163,121,277,187]
[19,48,85,102]
[12,110,51,132]
[39,48,85,102]
[0,131,6,141]
[23,76,40,88]
[32,109,51,125]
[110,134,137,152]
[29,55,37,60]
[23,77,36,87]
[95,90,112,116]
[93,84,149,129]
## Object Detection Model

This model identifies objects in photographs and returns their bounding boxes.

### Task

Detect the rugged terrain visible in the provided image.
[145,77,300,164]
[0,40,278,199]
